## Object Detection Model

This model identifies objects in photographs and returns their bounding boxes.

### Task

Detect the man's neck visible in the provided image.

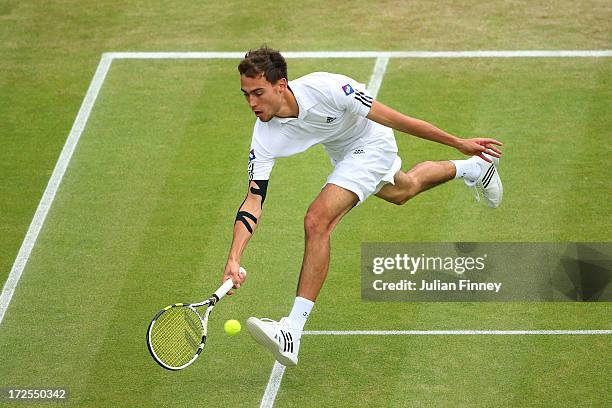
[275,86,299,118]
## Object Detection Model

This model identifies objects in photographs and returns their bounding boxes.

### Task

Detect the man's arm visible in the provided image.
[366,100,502,160]
[222,179,268,294]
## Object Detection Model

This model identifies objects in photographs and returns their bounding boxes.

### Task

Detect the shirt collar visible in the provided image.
[274,82,316,124]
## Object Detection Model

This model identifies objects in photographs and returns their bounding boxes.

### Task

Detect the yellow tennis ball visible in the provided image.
[224,319,241,336]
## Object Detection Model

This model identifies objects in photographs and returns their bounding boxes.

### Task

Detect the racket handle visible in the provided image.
[214,267,247,301]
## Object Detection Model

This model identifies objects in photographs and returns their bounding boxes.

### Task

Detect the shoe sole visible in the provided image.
[246,318,297,367]
[480,156,502,208]
[487,174,503,208]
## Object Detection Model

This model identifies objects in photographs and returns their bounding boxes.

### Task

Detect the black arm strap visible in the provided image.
[235,211,258,234]
[250,180,269,206]
[233,180,268,234]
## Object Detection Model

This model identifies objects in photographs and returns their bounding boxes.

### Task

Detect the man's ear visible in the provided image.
[277,78,288,91]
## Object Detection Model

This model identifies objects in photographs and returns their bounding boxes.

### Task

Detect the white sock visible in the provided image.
[288,296,314,331]
[451,159,480,183]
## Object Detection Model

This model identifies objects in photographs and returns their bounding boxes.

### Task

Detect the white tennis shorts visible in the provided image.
[326,134,402,204]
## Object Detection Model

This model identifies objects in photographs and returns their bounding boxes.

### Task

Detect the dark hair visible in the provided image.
[238,46,287,84]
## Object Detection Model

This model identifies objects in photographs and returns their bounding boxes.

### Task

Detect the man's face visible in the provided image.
[240,74,286,122]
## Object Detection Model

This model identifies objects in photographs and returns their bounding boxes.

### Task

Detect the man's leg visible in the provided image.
[377,156,503,208]
[375,160,456,205]
[246,183,358,367]
[297,183,359,301]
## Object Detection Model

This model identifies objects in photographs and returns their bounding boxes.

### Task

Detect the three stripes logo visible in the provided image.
[276,330,294,353]
[341,83,373,108]
[354,90,373,108]
[482,163,496,189]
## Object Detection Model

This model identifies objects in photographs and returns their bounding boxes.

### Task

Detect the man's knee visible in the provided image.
[392,169,425,205]
[392,194,413,206]
[304,205,333,237]
[392,195,409,206]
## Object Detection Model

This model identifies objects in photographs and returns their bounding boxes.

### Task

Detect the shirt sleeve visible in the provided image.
[327,74,374,117]
[247,122,275,180]
[247,147,275,180]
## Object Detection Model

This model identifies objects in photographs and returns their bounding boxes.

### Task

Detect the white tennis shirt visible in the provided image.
[248,72,398,180]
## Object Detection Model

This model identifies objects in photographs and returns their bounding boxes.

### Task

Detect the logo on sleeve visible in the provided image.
[342,84,354,96]
[248,149,256,180]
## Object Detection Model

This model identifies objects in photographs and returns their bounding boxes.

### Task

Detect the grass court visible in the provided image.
[1,1,610,406]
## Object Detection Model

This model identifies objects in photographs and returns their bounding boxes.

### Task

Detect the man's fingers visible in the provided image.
[462,138,503,160]
[483,138,503,146]
[478,152,492,162]
[483,148,501,158]
[487,145,502,155]
[221,265,247,297]
[482,143,502,158]
[226,279,241,296]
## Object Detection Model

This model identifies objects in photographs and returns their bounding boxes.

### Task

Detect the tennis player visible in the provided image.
[221,46,503,366]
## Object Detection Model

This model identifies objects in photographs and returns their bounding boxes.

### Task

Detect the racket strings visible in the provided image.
[150,307,203,368]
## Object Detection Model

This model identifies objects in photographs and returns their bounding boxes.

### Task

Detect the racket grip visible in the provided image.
[215,267,247,301]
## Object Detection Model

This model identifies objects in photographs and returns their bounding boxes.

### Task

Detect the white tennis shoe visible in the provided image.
[246,317,301,367]
[466,153,503,208]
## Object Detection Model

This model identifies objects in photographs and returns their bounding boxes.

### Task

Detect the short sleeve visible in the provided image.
[247,121,276,180]
[247,147,275,180]
[328,75,374,117]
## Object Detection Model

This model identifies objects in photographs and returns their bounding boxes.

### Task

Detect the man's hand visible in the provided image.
[455,138,503,162]
[222,260,247,296]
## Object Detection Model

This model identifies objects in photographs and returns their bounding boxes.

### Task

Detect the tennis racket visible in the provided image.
[146,267,246,370]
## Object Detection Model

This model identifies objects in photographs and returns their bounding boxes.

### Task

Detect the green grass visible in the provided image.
[280,335,611,407]
[0,57,610,407]
[1,1,611,407]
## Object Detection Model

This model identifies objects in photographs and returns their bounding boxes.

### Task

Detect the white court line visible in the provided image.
[259,362,286,408]
[106,50,612,59]
[304,330,612,335]
[367,57,389,99]
[0,54,113,326]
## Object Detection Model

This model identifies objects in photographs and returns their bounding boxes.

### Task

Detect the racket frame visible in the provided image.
[146,276,238,370]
